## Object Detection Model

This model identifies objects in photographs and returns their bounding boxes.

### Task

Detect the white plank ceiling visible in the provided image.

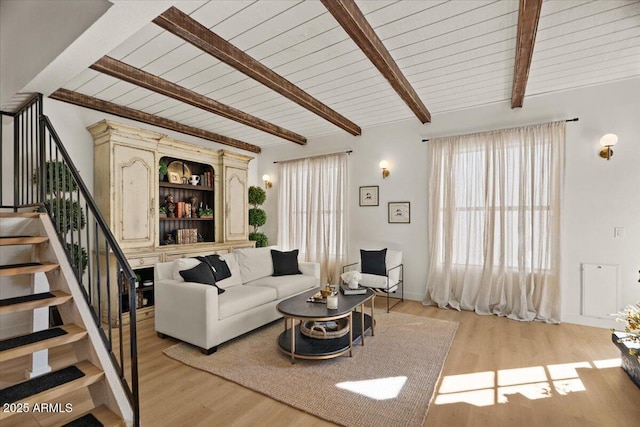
[61,0,640,149]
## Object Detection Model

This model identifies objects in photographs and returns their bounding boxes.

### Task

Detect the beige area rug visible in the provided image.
[163,312,458,427]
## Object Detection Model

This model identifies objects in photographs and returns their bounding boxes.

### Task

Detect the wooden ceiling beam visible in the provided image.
[49,89,261,154]
[511,0,543,108]
[321,0,431,123]
[153,6,361,136]
[91,56,306,145]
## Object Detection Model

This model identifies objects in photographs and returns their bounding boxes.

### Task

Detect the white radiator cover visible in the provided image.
[581,263,618,319]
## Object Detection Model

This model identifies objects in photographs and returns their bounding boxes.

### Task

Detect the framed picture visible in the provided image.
[359,186,379,206]
[388,202,410,223]
[168,172,181,184]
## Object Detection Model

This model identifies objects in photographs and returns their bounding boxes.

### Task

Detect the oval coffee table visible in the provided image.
[276,288,375,363]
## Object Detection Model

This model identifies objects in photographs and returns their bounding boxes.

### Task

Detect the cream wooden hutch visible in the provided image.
[89,120,254,325]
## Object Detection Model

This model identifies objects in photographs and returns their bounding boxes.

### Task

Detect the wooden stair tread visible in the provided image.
[0,361,104,421]
[63,405,123,427]
[0,325,87,363]
[0,291,72,315]
[0,236,48,246]
[0,262,58,277]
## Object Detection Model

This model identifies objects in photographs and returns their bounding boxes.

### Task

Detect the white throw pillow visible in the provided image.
[234,247,274,284]
[215,253,242,289]
[172,258,200,281]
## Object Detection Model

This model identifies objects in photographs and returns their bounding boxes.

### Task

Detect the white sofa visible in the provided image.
[154,247,320,354]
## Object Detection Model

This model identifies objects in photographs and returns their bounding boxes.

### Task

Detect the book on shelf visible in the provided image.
[175,228,198,244]
[340,284,367,295]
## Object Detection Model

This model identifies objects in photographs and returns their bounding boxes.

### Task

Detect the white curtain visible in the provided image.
[423,121,565,323]
[277,153,348,284]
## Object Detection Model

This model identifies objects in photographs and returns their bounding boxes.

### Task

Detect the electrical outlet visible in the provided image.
[614,227,624,239]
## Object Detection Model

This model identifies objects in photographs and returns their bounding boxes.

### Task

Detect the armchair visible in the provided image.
[342,249,403,312]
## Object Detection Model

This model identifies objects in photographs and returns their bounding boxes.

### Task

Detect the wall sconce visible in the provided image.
[262,174,272,189]
[379,160,390,179]
[599,133,618,160]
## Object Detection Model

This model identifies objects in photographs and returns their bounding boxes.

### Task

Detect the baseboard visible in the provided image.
[562,314,618,330]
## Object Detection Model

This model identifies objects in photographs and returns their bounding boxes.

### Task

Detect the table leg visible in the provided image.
[371,295,375,336]
[349,311,353,357]
[290,318,296,364]
[360,303,365,346]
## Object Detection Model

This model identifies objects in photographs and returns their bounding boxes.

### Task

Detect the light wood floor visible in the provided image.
[3,300,640,426]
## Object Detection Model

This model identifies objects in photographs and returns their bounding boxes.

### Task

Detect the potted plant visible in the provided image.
[159,159,168,182]
[198,206,213,218]
[159,206,167,218]
[248,186,267,247]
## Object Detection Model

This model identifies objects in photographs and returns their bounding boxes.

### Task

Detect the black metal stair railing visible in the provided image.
[0,94,139,426]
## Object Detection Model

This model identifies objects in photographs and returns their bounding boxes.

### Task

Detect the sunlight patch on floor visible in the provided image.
[335,376,407,400]
[433,358,619,407]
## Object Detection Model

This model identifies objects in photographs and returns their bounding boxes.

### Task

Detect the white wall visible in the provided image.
[258,78,640,328]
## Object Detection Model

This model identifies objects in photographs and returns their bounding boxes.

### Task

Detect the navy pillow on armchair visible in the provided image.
[360,248,387,276]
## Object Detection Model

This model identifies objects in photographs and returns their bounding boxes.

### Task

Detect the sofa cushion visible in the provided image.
[215,253,242,289]
[271,249,301,276]
[179,262,225,295]
[218,285,277,320]
[172,258,200,281]
[248,274,317,299]
[361,248,387,276]
[234,247,274,284]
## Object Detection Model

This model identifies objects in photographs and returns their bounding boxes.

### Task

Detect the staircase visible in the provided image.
[0,213,126,426]
[1,95,138,426]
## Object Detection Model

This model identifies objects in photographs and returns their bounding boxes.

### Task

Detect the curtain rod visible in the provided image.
[421,117,579,142]
[273,150,352,164]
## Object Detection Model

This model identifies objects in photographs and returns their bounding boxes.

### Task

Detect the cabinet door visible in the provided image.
[224,166,248,241]
[113,144,155,248]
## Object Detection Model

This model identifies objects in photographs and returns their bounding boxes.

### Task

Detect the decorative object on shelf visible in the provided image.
[388,201,410,223]
[359,185,379,206]
[159,206,167,218]
[189,175,200,186]
[165,194,175,218]
[340,283,367,295]
[301,319,349,339]
[262,174,273,189]
[189,196,197,208]
[198,205,213,218]
[599,133,618,160]
[168,172,181,184]
[164,233,175,245]
[248,185,268,247]
[341,270,362,289]
[379,160,390,179]
[168,160,191,181]
[159,159,168,182]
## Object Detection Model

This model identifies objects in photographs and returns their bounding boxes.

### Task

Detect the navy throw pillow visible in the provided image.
[360,248,387,276]
[271,249,302,276]
[179,262,225,294]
